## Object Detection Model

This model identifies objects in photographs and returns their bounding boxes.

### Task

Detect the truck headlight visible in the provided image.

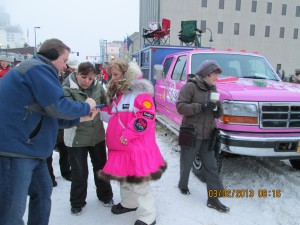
[221,102,258,125]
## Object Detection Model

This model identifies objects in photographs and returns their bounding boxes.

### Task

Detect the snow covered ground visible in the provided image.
[25,124,300,225]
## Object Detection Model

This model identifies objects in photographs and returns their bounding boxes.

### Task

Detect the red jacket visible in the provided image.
[102,69,109,81]
[0,66,10,78]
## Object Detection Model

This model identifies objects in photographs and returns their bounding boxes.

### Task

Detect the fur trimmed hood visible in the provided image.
[125,62,154,95]
[124,62,142,83]
[130,78,154,96]
[107,62,154,98]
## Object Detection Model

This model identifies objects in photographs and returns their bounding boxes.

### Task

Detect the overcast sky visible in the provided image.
[2,0,139,61]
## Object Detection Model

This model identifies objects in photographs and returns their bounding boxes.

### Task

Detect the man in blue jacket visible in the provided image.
[0,38,98,225]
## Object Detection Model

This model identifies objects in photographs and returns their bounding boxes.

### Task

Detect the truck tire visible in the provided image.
[192,152,205,182]
[289,159,300,170]
[192,149,223,182]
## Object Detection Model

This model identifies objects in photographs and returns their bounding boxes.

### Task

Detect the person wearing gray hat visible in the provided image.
[60,58,79,81]
[176,60,230,213]
[196,60,222,78]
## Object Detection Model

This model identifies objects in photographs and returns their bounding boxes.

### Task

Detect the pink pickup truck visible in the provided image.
[134,46,300,170]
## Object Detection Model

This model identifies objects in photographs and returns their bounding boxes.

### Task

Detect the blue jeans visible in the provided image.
[0,156,53,225]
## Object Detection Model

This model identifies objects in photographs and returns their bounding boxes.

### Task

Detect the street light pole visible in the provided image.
[34,26,40,54]
[204,27,214,43]
[198,27,214,47]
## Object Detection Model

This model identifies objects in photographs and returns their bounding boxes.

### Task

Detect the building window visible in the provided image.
[265,26,270,37]
[218,22,223,34]
[234,23,239,35]
[267,2,272,14]
[7,33,15,42]
[296,6,300,17]
[279,27,285,38]
[202,0,207,7]
[235,0,241,11]
[200,20,207,31]
[251,1,257,12]
[250,24,255,36]
[219,0,224,9]
[293,28,298,39]
[282,4,287,15]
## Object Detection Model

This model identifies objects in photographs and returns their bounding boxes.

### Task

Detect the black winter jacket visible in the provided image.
[176,76,222,140]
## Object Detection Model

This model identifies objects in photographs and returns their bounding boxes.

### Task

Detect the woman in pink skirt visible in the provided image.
[98,58,167,225]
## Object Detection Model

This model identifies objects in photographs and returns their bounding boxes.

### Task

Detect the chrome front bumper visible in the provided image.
[219,130,300,158]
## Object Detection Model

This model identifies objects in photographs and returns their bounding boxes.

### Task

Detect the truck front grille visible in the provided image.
[260,103,300,128]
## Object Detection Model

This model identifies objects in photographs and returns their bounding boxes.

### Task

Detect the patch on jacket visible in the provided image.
[122,104,130,109]
[134,118,147,132]
[143,111,154,120]
[142,100,152,109]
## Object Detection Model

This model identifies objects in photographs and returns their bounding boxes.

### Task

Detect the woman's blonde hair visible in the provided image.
[108,58,128,76]
[106,58,143,99]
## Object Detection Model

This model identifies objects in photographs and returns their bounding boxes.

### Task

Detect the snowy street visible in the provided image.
[25,124,300,225]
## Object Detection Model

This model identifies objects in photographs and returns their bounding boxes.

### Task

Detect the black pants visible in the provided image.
[56,142,71,178]
[178,139,224,196]
[68,140,113,208]
[46,142,71,182]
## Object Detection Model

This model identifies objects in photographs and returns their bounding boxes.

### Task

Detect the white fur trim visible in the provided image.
[124,62,142,83]
[130,79,154,96]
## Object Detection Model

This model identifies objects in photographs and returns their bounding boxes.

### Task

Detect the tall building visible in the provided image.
[138,0,300,75]
[99,39,108,63]
[0,6,10,27]
[99,40,124,63]
[0,6,25,49]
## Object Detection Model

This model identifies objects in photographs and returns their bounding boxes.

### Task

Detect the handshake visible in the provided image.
[80,98,101,122]
[201,102,218,111]
[85,97,97,110]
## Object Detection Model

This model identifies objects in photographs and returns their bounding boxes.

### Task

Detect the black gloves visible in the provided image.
[201,102,217,111]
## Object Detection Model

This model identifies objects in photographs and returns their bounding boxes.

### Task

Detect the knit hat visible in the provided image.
[295,68,300,74]
[196,60,222,77]
[67,58,79,70]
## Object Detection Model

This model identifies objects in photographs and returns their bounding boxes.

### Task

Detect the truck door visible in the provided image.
[155,56,173,110]
[162,55,188,125]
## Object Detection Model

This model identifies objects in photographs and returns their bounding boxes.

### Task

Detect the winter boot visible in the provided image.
[111,203,137,214]
[179,188,190,195]
[207,198,230,213]
[134,219,156,225]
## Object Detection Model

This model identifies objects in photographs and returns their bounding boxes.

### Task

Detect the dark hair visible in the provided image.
[38,38,71,60]
[78,62,96,75]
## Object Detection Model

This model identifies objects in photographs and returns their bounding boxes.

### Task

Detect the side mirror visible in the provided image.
[154,64,164,80]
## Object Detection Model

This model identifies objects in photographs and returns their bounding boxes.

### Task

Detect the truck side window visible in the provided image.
[163,57,173,79]
[171,55,187,81]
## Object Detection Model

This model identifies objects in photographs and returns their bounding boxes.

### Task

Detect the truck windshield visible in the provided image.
[191,53,279,81]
